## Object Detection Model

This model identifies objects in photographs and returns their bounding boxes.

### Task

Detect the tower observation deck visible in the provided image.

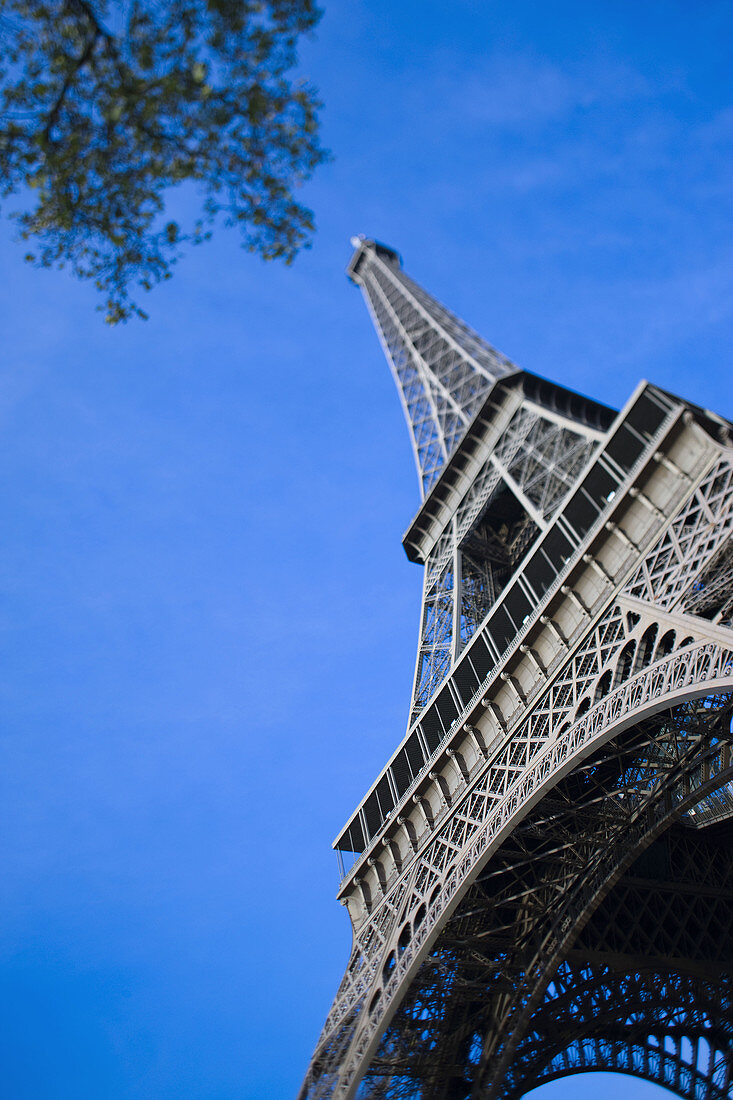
[301,239,733,1100]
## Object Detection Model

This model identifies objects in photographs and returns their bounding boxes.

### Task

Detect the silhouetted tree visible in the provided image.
[0,0,327,321]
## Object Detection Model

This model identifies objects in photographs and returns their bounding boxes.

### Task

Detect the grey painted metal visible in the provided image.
[347,237,518,498]
[300,242,733,1100]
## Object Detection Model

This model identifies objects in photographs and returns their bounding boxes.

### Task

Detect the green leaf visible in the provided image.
[0,0,328,324]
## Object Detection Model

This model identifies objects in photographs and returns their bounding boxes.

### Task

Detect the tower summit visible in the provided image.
[347,236,518,497]
[301,241,733,1100]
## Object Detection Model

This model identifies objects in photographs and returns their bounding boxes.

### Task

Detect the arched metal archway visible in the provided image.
[353,692,733,1100]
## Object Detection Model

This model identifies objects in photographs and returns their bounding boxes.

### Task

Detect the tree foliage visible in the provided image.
[0,0,327,322]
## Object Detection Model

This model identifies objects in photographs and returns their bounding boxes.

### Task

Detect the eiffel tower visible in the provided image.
[300,238,733,1100]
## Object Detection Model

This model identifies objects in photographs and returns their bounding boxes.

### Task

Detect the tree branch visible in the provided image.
[43,1,122,143]
[67,0,114,42]
[42,30,99,142]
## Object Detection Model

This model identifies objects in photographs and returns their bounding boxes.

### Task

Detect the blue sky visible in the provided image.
[1,2,731,1098]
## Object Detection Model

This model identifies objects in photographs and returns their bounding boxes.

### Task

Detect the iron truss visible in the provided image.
[300,240,733,1100]
[359,701,733,1100]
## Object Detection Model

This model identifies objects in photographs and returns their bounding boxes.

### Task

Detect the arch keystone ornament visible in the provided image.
[301,239,733,1100]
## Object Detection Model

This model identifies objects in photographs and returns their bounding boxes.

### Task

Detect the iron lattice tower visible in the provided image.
[301,239,733,1100]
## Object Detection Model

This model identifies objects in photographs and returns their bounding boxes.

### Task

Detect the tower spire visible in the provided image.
[349,237,609,721]
[348,237,517,497]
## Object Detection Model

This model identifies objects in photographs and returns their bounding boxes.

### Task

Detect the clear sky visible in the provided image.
[1,2,731,1098]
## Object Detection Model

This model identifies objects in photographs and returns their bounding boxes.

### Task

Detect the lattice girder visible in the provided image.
[409,398,600,720]
[504,837,733,1100]
[309,621,733,1095]
[348,239,518,497]
[507,964,733,1100]
[356,709,733,1100]
[301,246,733,1100]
